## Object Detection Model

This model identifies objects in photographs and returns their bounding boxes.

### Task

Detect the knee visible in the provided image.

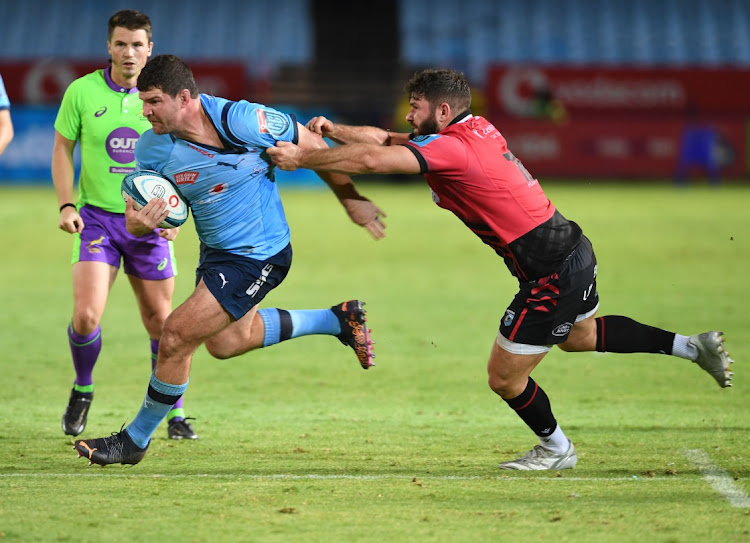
[158,323,193,360]
[488,371,516,398]
[144,312,170,339]
[71,308,101,335]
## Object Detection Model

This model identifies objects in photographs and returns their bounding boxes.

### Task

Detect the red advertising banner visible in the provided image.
[494,118,746,178]
[0,60,249,104]
[487,66,750,118]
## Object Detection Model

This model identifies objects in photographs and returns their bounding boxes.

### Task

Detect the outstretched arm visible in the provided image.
[268,137,422,177]
[296,123,387,240]
[306,116,412,147]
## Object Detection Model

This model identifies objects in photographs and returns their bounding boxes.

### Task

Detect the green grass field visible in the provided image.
[0,181,748,542]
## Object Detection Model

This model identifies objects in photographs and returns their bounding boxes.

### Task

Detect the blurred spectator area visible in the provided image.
[2,0,749,112]
[0,0,313,68]
[1,0,749,180]
[402,0,750,84]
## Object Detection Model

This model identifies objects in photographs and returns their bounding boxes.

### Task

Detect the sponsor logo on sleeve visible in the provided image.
[503,309,515,327]
[264,111,291,137]
[257,109,268,133]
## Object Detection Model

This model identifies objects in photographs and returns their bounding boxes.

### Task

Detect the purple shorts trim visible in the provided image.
[72,205,176,280]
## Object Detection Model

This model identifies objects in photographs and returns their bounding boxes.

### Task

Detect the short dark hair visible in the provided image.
[138,55,199,98]
[405,69,471,113]
[108,10,152,42]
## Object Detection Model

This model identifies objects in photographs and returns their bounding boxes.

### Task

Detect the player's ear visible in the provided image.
[438,102,451,122]
[178,88,191,106]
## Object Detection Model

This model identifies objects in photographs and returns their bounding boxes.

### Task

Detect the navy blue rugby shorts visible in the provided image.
[499,235,599,346]
[196,243,293,321]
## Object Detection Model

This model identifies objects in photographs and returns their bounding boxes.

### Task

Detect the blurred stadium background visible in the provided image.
[0,0,749,183]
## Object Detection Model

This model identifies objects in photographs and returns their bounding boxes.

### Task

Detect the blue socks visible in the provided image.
[257,308,341,347]
[125,374,188,449]
[125,308,342,448]
[150,338,185,419]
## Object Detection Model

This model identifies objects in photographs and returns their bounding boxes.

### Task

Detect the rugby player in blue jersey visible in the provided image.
[54,11,198,441]
[74,55,385,465]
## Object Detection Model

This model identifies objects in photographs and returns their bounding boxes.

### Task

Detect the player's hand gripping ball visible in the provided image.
[122,170,189,228]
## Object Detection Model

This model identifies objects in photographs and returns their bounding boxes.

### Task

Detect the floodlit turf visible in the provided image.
[0,180,748,542]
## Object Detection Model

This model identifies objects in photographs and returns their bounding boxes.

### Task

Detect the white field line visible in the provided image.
[0,473,743,482]
[684,449,750,508]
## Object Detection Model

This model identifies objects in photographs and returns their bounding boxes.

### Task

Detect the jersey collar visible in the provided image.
[103,66,139,94]
[408,109,473,139]
[448,109,473,126]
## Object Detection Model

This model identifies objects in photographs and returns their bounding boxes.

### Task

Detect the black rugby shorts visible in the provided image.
[499,235,599,346]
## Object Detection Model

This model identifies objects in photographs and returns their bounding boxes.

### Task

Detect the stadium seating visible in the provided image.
[0,0,313,71]
[2,0,748,76]
[398,0,750,83]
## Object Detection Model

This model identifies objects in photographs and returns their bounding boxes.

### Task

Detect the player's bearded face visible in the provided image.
[414,110,440,136]
[407,97,440,136]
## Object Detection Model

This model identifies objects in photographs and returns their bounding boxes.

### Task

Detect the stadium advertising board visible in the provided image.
[487,66,750,117]
[497,118,746,178]
[0,107,74,181]
[0,60,249,104]
[486,66,749,178]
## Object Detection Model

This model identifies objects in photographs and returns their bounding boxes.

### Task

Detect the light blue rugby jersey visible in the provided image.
[135,94,298,260]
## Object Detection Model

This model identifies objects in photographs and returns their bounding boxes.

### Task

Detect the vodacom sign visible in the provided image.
[498,68,550,117]
[489,66,750,116]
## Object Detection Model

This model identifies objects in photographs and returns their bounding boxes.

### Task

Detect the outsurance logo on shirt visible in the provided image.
[106,127,139,164]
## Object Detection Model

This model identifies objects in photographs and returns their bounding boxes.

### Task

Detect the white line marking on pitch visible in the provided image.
[0,473,716,482]
[684,449,750,508]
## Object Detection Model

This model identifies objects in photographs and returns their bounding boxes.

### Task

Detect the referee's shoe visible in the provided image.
[61,388,93,436]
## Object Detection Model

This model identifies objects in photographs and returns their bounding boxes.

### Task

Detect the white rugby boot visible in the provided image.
[689,331,734,388]
[498,439,577,471]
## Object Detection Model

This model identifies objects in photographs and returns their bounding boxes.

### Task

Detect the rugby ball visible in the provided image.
[122,170,189,228]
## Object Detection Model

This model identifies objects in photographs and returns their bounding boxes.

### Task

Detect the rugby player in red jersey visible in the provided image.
[267,68,733,471]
